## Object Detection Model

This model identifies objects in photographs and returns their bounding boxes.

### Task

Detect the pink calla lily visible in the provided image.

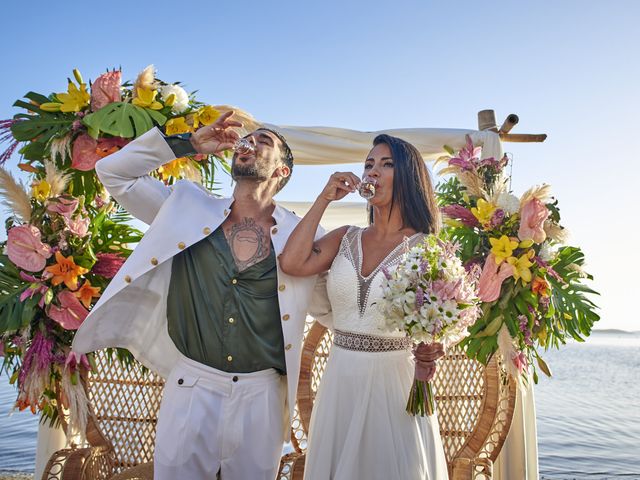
[48,290,89,330]
[478,253,515,302]
[7,225,52,272]
[518,198,550,244]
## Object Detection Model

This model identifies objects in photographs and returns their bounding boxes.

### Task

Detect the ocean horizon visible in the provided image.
[1,329,639,479]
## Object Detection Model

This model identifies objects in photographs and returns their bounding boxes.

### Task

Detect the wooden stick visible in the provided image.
[499,133,547,143]
[499,114,519,134]
[478,110,498,132]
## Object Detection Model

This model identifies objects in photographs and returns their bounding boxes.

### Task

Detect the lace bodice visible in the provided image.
[326,226,424,336]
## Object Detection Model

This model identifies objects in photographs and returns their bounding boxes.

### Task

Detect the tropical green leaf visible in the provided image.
[83,102,167,139]
[0,255,30,335]
[11,112,74,145]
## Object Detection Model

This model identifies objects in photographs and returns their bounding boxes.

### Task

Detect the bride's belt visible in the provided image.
[333,329,412,352]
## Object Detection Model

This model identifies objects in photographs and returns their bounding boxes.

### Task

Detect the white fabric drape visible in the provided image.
[264,125,503,164]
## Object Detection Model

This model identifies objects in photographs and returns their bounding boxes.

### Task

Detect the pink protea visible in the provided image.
[518,198,550,244]
[478,253,515,302]
[92,252,126,278]
[441,204,480,228]
[48,290,89,330]
[91,70,122,111]
[7,225,53,272]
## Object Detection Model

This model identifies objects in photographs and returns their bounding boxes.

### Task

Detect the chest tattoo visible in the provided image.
[224,217,271,272]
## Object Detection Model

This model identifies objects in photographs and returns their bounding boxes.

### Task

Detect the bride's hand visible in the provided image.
[319,172,361,202]
[414,342,445,382]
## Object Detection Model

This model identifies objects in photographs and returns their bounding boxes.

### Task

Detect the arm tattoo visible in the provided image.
[312,243,322,254]
[224,217,271,272]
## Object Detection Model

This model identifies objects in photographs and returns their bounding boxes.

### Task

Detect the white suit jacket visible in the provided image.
[72,128,331,428]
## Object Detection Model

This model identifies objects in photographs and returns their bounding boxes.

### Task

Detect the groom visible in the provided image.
[72,111,331,480]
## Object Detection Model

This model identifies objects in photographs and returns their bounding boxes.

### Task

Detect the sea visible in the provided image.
[0,330,638,479]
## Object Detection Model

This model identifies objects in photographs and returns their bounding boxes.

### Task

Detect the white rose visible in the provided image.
[160,84,190,114]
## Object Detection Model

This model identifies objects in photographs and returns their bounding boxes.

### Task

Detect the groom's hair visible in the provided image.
[368,134,441,234]
[256,128,294,192]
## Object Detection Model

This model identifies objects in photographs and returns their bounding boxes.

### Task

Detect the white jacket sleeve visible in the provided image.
[95,127,176,225]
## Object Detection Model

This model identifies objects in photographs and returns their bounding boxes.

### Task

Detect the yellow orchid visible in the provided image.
[193,106,220,128]
[45,251,89,291]
[74,279,101,308]
[506,250,535,284]
[158,158,188,180]
[471,198,497,227]
[165,117,192,135]
[132,88,163,110]
[31,180,51,202]
[489,235,519,264]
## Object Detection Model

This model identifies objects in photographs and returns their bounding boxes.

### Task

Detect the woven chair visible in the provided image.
[280,321,518,480]
[43,320,516,480]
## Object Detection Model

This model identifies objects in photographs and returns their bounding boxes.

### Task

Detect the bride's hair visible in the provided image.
[368,134,441,234]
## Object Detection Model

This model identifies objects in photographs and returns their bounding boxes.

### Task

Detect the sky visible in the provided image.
[1,0,638,331]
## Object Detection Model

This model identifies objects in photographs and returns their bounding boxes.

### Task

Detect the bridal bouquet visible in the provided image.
[379,235,482,416]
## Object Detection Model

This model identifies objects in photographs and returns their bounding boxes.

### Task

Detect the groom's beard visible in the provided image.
[231,161,270,181]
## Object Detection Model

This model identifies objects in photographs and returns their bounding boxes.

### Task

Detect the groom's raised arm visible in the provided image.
[95,127,177,225]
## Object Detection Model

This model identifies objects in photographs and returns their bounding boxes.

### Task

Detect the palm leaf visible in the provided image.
[0,254,32,334]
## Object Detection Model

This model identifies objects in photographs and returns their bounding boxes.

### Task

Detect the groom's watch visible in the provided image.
[164,132,198,158]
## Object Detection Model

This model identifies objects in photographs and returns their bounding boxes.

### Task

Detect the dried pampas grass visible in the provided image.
[0,167,32,222]
[44,160,71,197]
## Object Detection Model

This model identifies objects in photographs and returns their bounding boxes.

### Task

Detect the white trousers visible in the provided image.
[154,355,287,480]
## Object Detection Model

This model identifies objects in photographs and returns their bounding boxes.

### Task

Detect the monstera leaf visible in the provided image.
[11,92,74,159]
[83,102,167,139]
[0,255,32,334]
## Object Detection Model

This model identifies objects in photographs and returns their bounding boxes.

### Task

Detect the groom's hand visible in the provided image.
[191,111,243,155]
[319,172,361,202]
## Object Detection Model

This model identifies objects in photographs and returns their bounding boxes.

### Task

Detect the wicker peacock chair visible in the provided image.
[42,320,516,480]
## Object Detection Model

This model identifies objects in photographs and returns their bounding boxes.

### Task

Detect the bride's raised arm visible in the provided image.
[279,171,360,277]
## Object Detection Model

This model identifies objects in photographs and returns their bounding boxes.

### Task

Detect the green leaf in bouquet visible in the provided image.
[18,141,47,161]
[536,354,552,377]
[0,255,31,335]
[83,102,167,139]
[11,111,74,146]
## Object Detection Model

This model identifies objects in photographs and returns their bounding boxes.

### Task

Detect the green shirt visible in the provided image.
[166,226,286,374]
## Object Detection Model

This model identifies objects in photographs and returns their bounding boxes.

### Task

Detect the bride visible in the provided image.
[280,134,449,480]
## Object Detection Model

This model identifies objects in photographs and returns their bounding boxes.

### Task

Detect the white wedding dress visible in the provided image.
[304,227,449,480]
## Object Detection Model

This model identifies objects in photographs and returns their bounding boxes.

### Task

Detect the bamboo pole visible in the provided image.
[499,114,519,134]
[499,133,547,143]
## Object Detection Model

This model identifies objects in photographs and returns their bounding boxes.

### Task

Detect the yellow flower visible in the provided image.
[471,198,497,227]
[193,106,220,128]
[45,251,89,291]
[165,117,192,135]
[506,250,535,284]
[132,88,163,110]
[158,158,189,180]
[56,80,91,113]
[489,235,519,264]
[31,180,51,202]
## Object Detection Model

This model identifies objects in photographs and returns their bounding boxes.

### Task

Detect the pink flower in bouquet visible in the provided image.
[7,225,53,272]
[48,290,89,330]
[478,253,515,302]
[71,135,127,171]
[430,279,462,301]
[518,198,550,244]
[47,196,79,218]
[66,216,90,238]
[19,271,50,308]
[65,351,91,372]
[512,350,528,375]
[449,135,482,171]
[489,209,505,228]
[441,204,480,227]
[92,252,126,278]
[91,70,122,111]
